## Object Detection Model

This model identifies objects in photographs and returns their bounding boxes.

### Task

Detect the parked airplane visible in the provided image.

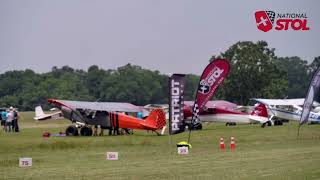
[47,99,166,136]
[33,106,63,120]
[143,104,169,119]
[252,98,320,125]
[183,100,271,128]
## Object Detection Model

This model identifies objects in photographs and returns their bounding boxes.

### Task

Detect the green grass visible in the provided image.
[0,112,320,180]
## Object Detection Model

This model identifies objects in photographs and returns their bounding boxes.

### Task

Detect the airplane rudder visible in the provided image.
[147,109,166,129]
[35,106,45,116]
[251,103,268,117]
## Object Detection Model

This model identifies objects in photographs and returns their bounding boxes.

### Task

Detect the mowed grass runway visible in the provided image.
[0,112,320,180]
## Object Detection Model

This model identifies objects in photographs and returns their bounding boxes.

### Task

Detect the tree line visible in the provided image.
[0,41,319,110]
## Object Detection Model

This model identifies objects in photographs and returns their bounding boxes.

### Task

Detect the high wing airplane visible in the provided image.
[47,99,166,136]
[33,106,63,120]
[252,98,320,125]
[183,100,271,128]
[143,104,169,120]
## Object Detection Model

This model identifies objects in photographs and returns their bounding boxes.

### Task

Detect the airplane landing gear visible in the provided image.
[66,125,79,136]
[274,120,283,126]
[80,126,93,136]
[261,121,272,128]
[226,122,236,126]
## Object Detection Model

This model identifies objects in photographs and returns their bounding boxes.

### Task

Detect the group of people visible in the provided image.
[1,107,19,133]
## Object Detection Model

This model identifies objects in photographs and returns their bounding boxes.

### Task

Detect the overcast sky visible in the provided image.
[0,0,319,75]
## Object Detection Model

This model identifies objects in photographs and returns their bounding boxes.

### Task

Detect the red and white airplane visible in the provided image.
[183,100,271,127]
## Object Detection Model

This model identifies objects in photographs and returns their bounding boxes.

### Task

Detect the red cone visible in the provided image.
[230,136,236,151]
[219,137,225,150]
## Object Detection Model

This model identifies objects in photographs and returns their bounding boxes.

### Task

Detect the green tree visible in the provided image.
[184,74,199,100]
[275,56,309,98]
[216,41,288,104]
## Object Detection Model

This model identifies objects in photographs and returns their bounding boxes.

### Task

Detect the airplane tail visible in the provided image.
[35,106,45,117]
[251,103,268,117]
[145,109,166,129]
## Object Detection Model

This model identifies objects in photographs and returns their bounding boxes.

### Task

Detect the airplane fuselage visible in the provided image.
[269,107,320,122]
[186,114,268,124]
[184,105,268,124]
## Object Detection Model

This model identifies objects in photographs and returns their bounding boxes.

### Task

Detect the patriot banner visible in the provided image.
[191,59,230,125]
[169,74,186,135]
[300,67,320,126]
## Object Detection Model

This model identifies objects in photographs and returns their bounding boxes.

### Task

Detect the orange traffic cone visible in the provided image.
[230,136,236,151]
[219,137,225,150]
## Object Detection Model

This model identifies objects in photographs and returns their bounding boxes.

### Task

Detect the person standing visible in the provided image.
[13,109,19,132]
[5,108,13,132]
[1,110,7,131]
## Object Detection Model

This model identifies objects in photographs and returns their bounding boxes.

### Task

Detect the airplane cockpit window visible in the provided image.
[78,109,96,119]
[95,111,108,117]
[288,106,294,112]
[207,108,215,113]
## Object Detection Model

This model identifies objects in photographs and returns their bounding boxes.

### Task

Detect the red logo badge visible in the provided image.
[254,10,310,32]
[255,11,275,32]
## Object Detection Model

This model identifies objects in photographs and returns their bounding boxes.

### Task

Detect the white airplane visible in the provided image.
[252,98,320,125]
[183,100,271,128]
[33,106,63,120]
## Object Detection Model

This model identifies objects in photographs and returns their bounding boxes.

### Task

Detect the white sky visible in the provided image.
[0,0,319,75]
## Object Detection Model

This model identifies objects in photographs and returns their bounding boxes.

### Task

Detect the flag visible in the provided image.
[300,67,320,125]
[169,74,186,135]
[191,59,230,125]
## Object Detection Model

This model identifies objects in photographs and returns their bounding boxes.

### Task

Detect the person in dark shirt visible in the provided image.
[13,109,19,132]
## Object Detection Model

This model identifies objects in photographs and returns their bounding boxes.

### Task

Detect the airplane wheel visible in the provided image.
[261,121,271,128]
[274,120,283,126]
[80,126,93,136]
[267,121,272,126]
[66,125,79,136]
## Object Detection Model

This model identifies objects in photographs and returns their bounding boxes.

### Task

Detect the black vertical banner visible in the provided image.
[169,74,186,135]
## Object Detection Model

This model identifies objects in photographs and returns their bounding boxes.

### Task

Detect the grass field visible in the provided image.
[0,112,320,180]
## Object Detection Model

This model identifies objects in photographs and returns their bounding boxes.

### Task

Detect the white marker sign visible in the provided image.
[19,158,32,167]
[106,152,119,160]
[177,147,189,154]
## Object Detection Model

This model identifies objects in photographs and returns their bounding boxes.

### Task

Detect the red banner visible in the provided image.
[192,59,230,122]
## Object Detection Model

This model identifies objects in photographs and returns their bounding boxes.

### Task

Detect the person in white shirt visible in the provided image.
[5,107,14,132]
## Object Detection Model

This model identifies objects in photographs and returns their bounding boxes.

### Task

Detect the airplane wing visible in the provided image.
[251,98,320,106]
[184,100,237,110]
[252,98,303,106]
[248,115,269,124]
[48,99,142,112]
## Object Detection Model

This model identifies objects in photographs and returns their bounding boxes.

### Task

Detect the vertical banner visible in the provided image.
[169,74,186,135]
[300,67,320,126]
[191,59,230,125]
